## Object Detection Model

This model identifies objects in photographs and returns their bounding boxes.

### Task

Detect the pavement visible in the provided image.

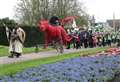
[0,48,91,65]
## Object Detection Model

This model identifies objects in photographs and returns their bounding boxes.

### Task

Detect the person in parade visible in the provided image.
[108,33,112,46]
[81,27,89,48]
[49,15,60,26]
[5,23,26,58]
[116,31,120,47]
[101,34,106,46]
[88,30,94,48]
[111,32,116,44]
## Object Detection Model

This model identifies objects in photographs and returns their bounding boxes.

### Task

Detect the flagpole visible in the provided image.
[113,12,116,31]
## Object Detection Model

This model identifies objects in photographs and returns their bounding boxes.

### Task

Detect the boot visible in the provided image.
[16,53,21,58]
[8,53,14,58]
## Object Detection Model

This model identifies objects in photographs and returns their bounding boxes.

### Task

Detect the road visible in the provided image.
[0,48,91,65]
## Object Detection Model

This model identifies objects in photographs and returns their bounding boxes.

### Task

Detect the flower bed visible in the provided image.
[96,47,120,56]
[105,47,120,55]
[0,55,120,82]
[108,72,120,82]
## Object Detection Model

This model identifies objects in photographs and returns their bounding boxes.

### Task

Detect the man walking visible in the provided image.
[5,23,26,58]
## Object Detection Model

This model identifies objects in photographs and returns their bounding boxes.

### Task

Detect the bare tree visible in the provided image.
[15,0,88,25]
[15,0,50,25]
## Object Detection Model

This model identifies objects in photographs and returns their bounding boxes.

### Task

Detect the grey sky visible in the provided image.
[0,0,17,19]
[0,0,120,22]
[82,0,120,22]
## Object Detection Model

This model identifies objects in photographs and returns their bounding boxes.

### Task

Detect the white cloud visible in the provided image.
[0,0,17,19]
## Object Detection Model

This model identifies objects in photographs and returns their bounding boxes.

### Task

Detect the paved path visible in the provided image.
[0,48,92,65]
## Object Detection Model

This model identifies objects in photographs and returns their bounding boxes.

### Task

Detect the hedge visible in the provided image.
[0,26,44,47]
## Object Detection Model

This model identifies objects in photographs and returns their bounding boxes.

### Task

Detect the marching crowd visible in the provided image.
[4,15,120,58]
[66,28,120,49]
[48,15,120,49]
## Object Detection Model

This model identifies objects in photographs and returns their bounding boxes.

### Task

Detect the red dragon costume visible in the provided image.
[39,20,72,48]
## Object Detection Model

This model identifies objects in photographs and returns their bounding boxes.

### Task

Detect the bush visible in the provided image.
[0,25,44,47]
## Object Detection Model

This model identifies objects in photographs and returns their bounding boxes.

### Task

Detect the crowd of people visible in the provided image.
[48,15,120,49]
[4,15,120,58]
[66,28,120,49]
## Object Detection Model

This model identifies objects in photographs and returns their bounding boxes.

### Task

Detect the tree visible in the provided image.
[0,17,16,27]
[15,0,88,26]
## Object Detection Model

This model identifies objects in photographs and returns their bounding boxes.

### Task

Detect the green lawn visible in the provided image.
[0,47,108,77]
[0,45,52,57]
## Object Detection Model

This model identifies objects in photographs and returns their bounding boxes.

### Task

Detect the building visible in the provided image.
[107,19,120,31]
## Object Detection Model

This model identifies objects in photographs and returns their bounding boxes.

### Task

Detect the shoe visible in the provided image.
[16,54,19,58]
[16,53,21,58]
[8,55,14,58]
[66,47,70,49]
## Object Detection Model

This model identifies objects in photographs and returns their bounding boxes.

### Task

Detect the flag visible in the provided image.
[4,24,10,41]
[60,16,79,25]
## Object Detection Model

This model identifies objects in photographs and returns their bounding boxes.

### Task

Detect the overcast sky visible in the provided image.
[0,0,120,22]
[0,0,17,19]
[82,0,120,22]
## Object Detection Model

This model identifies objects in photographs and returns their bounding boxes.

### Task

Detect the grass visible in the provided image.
[0,47,108,77]
[0,45,52,57]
